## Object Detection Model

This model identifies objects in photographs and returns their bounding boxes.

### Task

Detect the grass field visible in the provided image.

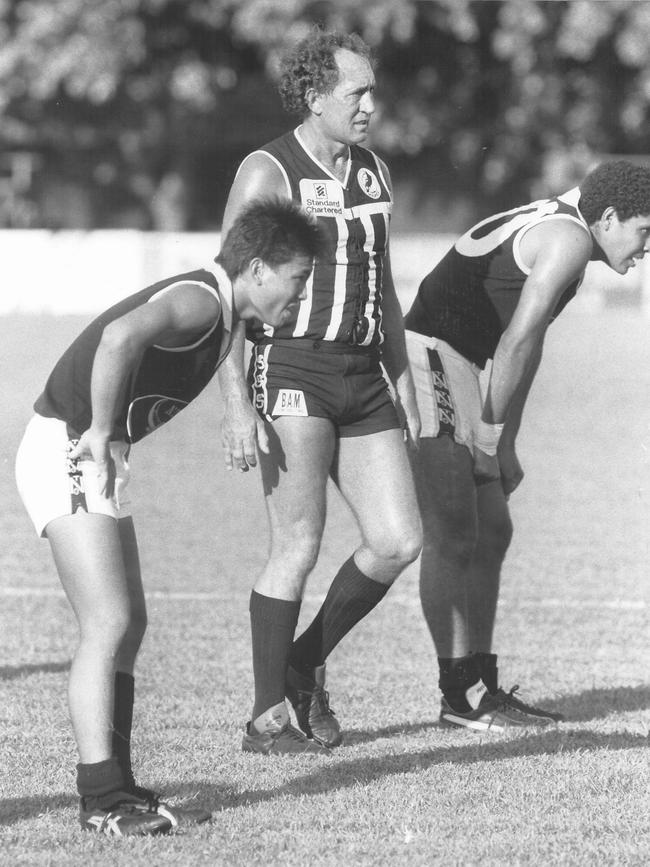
[0,306,649,866]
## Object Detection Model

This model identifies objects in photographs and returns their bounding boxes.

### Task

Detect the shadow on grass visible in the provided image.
[343,720,439,745]
[0,793,77,826]
[2,728,647,826]
[222,728,649,810]
[555,684,650,722]
[0,661,70,680]
[345,684,650,744]
[0,784,236,827]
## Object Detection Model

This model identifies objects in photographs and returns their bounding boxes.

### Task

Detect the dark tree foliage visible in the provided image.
[1,0,649,229]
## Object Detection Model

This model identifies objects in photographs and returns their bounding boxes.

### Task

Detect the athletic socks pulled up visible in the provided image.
[112,671,136,791]
[250,590,301,722]
[290,555,389,674]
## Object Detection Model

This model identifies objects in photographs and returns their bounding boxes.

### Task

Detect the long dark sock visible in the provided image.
[76,756,126,810]
[474,651,499,694]
[250,590,301,721]
[290,555,389,672]
[112,671,136,791]
[438,654,482,713]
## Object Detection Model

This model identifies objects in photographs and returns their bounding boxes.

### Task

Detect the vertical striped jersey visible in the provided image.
[404,187,591,367]
[244,127,392,347]
[34,264,233,443]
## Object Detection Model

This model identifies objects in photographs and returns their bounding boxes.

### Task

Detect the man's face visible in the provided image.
[254,254,313,327]
[601,211,650,274]
[315,49,376,145]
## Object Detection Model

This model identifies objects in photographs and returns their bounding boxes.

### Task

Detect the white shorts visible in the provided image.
[405,330,492,451]
[15,414,132,537]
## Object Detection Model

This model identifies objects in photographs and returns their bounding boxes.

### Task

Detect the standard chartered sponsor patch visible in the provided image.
[299,179,344,216]
[272,389,308,416]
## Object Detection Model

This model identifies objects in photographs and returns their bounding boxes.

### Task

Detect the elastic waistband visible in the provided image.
[257,337,379,358]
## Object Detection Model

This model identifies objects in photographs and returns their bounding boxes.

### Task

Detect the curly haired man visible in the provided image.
[217,30,422,755]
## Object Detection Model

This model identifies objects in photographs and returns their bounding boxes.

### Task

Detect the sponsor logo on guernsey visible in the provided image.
[272,389,308,417]
[299,179,344,216]
[357,168,381,200]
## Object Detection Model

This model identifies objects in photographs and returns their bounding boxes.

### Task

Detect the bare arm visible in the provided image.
[217,153,289,471]
[71,284,220,494]
[376,158,421,447]
[380,247,421,447]
[473,220,591,485]
[483,221,591,425]
[496,339,543,497]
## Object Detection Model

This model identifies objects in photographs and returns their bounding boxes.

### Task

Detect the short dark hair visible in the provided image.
[216,196,323,279]
[278,29,372,118]
[579,160,650,224]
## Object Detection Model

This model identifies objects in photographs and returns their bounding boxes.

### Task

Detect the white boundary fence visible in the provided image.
[0,229,647,315]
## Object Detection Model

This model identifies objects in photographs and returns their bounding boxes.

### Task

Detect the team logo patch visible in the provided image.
[357,168,381,200]
[299,178,344,216]
[127,395,188,440]
[272,389,308,417]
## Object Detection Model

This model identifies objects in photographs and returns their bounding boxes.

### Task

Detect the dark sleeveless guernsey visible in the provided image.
[246,128,392,347]
[34,266,232,443]
[404,187,591,367]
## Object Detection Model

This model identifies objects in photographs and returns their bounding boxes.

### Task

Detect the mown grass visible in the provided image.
[0,306,648,866]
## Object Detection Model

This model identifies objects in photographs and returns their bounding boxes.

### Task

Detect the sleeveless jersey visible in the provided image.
[404,187,591,367]
[245,128,392,347]
[34,264,233,443]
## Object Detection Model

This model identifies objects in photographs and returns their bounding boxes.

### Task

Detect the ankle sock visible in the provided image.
[76,756,126,810]
[474,651,499,695]
[438,654,483,713]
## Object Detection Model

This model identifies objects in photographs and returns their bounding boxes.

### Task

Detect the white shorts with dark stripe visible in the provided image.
[15,414,131,537]
[405,330,493,450]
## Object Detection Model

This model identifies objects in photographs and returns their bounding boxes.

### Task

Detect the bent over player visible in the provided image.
[15,198,321,835]
[404,160,650,731]
[217,30,422,755]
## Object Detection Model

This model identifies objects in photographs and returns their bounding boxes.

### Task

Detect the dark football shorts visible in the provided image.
[248,338,400,437]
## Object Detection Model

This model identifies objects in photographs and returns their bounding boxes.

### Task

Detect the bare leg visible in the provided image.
[250,416,335,726]
[255,416,336,601]
[413,436,478,658]
[46,511,142,764]
[115,517,147,672]
[335,428,422,584]
[467,480,512,653]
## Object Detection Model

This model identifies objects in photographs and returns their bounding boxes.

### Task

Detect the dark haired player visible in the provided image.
[217,30,422,754]
[404,160,650,730]
[15,198,321,835]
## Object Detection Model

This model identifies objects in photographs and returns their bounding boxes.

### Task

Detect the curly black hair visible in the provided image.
[278,29,372,118]
[579,160,650,224]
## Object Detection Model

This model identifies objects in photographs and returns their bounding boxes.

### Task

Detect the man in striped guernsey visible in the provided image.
[404,160,650,731]
[15,198,321,833]
[218,30,422,755]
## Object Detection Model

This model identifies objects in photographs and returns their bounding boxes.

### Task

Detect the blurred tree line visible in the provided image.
[1,0,650,231]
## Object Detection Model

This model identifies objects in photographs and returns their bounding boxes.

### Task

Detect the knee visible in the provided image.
[79,608,132,652]
[369,520,423,570]
[480,512,513,561]
[422,519,478,568]
[396,524,423,567]
[269,523,322,577]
